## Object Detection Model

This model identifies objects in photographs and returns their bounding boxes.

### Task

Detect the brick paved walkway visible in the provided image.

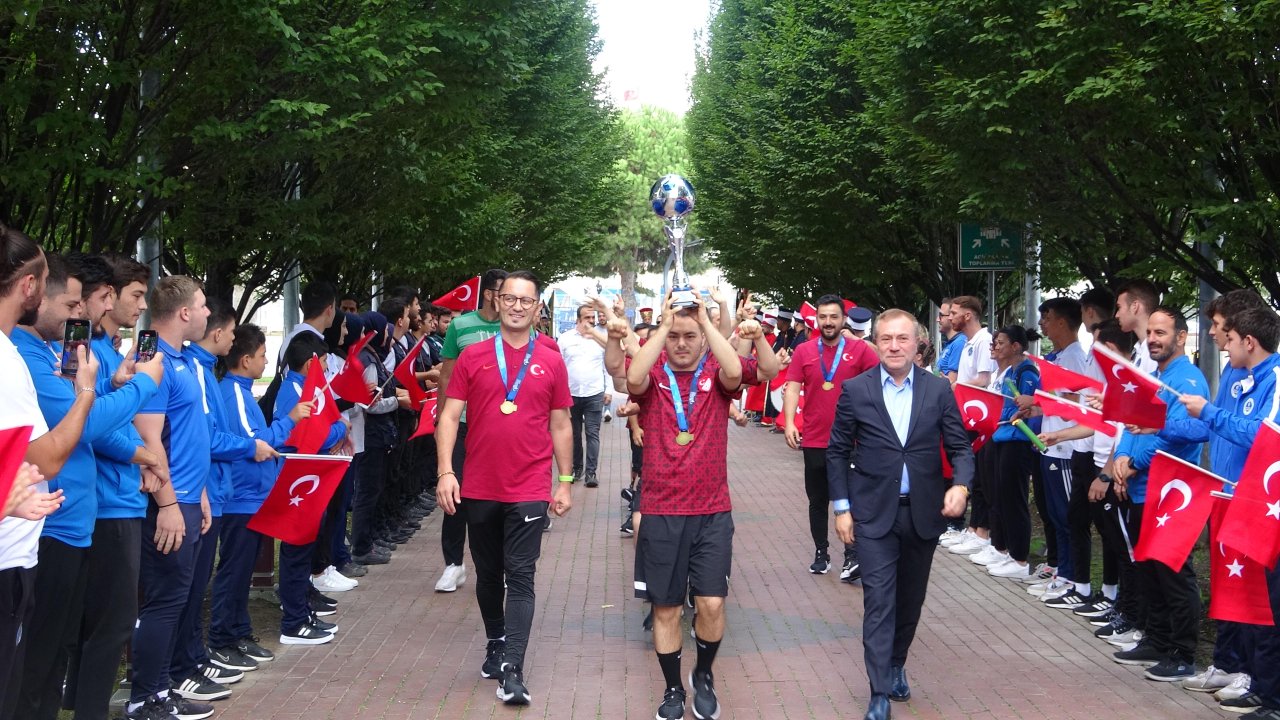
[208,422,1222,720]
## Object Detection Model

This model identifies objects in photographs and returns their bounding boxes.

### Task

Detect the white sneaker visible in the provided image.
[1215,673,1253,701]
[435,564,467,593]
[988,559,1030,579]
[311,568,355,593]
[948,535,989,555]
[970,546,1006,566]
[1020,562,1055,584]
[324,566,358,589]
[1180,664,1235,692]
[1039,578,1072,600]
[939,528,967,547]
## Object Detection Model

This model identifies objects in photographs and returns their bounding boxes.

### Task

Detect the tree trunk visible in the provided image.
[619,266,638,317]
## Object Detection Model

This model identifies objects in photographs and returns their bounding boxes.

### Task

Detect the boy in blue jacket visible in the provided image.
[272,332,348,644]
[207,323,313,668]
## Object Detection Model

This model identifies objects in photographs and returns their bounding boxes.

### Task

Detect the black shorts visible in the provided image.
[634,512,733,605]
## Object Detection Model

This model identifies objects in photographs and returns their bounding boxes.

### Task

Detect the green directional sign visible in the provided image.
[958,223,1023,272]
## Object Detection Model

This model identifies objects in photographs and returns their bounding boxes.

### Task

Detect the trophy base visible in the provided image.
[670,287,699,309]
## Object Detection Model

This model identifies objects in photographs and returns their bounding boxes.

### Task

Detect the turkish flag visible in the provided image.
[433,276,481,313]
[953,383,1003,452]
[1092,344,1167,429]
[284,359,341,455]
[1032,390,1117,436]
[329,332,374,404]
[1133,451,1222,570]
[1209,498,1275,625]
[248,456,351,546]
[1219,419,1280,568]
[409,394,439,440]
[842,299,857,313]
[0,425,33,508]
[797,302,817,331]
[394,334,429,407]
[1025,352,1103,393]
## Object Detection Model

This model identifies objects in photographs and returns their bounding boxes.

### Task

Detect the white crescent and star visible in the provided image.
[1226,559,1245,577]
[456,285,472,302]
[311,387,327,415]
[1121,381,1137,393]
[1111,364,1125,380]
[288,474,321,506]
[962,400,989,422]
[1158,479,1193,512]
[529,363,545,378]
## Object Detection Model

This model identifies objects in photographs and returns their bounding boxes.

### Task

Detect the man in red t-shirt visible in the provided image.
[607,291,752,720]
[783,294,879,582]
[434,270,573,708]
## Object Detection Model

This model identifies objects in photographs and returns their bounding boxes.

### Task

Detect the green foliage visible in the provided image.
[0,0,622,319]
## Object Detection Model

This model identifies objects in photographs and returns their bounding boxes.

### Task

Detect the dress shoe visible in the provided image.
[864,694,891,720]
[889,666,910,702]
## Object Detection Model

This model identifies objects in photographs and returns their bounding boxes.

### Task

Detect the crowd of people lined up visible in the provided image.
[3,212,1279,720]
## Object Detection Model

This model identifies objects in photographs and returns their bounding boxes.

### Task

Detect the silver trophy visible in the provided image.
[649,173,698,308]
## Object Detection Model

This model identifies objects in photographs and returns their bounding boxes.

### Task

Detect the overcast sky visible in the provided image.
[591,0,714,115]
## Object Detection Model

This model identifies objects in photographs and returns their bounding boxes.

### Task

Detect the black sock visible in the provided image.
[657,650,682,690]
[694,635,721,674]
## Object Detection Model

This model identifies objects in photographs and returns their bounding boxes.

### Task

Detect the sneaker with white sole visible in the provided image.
[435,563,467,593]
[1072,595,1114,618]
[173,672,232,701]
[939,528,967,547]
[311,567,355,593]
[1215,673,1253,701]
[1035,577,1072,599]
[280,622,335,645]
[948,535,989,555]
[198,662,242,685]
[325,565,358,588]
[496,665,531,705]
[969,546,1007,566]
[1020,562,1055,584]
[988,559,1031,579]
[1044,589,1089,609]
[1106,629,1144,647]
[1180,664,1237,693]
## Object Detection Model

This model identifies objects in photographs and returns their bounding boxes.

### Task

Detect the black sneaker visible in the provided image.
[309,613,338,634]
[584,474,599,488]
[1220,692,1264,713]
[165,694,215,720]
[544,516,553,532]
[208,645,258,672]
[308,587,339,608]
[173,672,232,701]
[125,696,171,720]
[336,562,368,578]
[1089,608,1118,627]
[1113,641,1165,667]
[281,622,335,645]
[199,661,243,685]
[1094,614,1134,639]
[1073,595,1114,618]
[374,538,397,551]
[840,556,861,583]
[657,687,687,720]
[809,548,831,574]
[621,515,634,536]
[311,599,337,617]
[1044,590,1089,609]
[353,549,391,565]
[621,487,635,504]
[496,665,531,705]
[1144,658,1196,682]
[237,636,275,662]
[688,669,720,720]
[481,638,506,679]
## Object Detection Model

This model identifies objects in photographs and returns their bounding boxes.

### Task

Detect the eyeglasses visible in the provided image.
[498,294,537,309]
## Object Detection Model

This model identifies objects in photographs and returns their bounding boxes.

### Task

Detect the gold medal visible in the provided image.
[822,381,834,391]
[500,400,517,415]
[676,431,694,446]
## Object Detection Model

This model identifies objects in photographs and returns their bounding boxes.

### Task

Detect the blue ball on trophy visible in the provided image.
[649,174,696,221]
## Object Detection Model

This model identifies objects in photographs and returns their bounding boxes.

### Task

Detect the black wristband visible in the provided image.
[1098,473,1114,484]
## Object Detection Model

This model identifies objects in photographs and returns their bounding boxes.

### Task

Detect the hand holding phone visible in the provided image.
[61,319,92,378]
[135,330,159,362]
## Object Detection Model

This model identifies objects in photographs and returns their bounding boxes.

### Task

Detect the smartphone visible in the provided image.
[135,330,159,362]
[61,319,92,377]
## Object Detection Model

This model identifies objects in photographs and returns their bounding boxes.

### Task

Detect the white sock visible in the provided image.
[1075,582,1091,596]
[1102,584,1118,601]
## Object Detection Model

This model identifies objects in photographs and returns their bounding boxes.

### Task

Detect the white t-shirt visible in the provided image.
[0,330,51,571]
[558,328,607,397]
[1041,341,1089,459]
[957,328,998,385]
[1134,340,1158,374]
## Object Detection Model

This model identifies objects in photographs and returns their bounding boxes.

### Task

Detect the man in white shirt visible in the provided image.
[559,305,610,487]
[0,231,91,720]
[949,295,998,387]
[1115,279,1160,373]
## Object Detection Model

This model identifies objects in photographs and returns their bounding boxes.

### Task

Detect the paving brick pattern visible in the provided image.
[208,422,1222,719]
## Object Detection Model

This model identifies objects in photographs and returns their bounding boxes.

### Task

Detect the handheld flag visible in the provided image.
[1025,352,1103,394]
[284,359,341,455]
[0,426,34,508]
[394,335,430,407]
[329,332,374,404]
[1219,420,1280,568]
[433,276,482,313]
[1032,390,1117,437]
[1092,344,1167,429]
[248,455,351,546]
[409,394,439,440]
[1133,451,1222,570]
[952,383,1003,452]
[1209,498,1275,625]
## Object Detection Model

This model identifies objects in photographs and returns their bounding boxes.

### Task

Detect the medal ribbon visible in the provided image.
[495,333,537,404]
[819,336,846,386]
[663,351,710,434]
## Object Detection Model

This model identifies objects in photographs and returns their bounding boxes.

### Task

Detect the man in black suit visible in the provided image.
[827,309,975,720]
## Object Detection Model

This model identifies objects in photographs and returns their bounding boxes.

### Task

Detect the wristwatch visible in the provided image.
[1098,472,1114,484]
[833,509,850,517]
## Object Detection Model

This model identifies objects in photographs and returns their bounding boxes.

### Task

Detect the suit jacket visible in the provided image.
[826,364,975,540]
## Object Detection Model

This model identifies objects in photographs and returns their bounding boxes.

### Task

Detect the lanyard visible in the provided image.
[663,351,710,433]
[819,336,846,385]
[495,333,537,404]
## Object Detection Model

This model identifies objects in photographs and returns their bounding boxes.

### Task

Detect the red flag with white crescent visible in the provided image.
[1133,451,1222,570]
[330,332,374,404]
[952,383,1003,452]
[283,359,341,454]
[248,456,351,545]
[432,276,481,312]
[1209,498,1275,625]
[1219,420,1280,568]
[1092,344,1167,429]
[410,394,439,440]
